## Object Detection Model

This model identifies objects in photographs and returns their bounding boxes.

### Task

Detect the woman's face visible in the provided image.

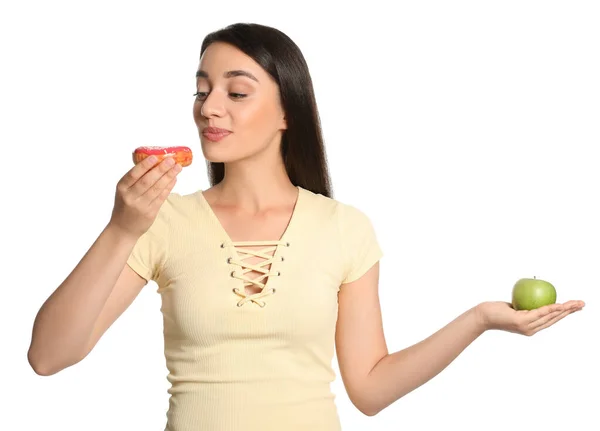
[193,42,287,163]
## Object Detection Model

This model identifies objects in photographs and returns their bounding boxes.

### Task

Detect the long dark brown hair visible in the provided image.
[199,23,333,198]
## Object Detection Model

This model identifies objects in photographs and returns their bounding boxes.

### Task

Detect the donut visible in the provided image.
[132,146,193,167]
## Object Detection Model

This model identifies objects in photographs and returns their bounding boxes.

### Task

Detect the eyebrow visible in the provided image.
[195,69,259,83]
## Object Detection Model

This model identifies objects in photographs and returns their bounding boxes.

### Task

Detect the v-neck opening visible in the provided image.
[197,185,303,245]
[197,185,303,305]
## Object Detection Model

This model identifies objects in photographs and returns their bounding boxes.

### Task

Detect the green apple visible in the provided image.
[512,277,557,310]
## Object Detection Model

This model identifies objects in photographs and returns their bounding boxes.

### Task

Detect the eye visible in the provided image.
[193,91,248,101]
[193,92,208,101]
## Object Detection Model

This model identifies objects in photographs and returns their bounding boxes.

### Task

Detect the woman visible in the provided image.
[28,23,585,430]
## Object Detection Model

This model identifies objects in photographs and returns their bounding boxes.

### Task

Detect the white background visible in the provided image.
[2,1,598,430]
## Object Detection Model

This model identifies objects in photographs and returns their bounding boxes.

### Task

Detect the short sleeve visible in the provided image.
[126,199,170,283]
[339,203,384,284]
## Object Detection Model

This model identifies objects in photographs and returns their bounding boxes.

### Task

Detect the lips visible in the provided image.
[202,127,231,142]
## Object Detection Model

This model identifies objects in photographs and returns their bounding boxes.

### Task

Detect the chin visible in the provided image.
[200,146,245,164]
[201,141,266,165]
[199,138,226,162]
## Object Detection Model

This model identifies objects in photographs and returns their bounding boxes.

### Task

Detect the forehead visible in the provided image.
[198,42,266,81]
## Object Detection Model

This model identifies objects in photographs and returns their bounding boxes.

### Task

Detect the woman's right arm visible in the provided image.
[27,225,146,376]
[27,155,182,376]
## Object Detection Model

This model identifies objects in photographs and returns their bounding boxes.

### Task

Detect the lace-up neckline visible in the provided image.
[223,240,290,307]
[198,186,304,308]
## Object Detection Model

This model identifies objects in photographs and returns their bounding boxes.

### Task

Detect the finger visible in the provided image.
[140,160,182,203]
[522,303,564,324]
[561,300,586,310]
[149,175,177,209]
[528,309,565,330]
[121,154,162,188]
[530,308,576,334]
[131,157,179,199]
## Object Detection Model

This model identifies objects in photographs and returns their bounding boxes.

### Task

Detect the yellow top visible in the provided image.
[127,185,383,431]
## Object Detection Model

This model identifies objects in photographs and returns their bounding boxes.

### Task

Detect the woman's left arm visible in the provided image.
[335,263,585,417]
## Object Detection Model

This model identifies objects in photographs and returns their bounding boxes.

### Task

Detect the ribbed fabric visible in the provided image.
[126,186,383,431]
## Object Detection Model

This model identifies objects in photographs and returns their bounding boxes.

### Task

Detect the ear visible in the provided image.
[280,114,287,131]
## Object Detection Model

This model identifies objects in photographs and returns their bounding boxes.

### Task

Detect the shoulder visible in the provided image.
[300,186,365,219]
[161,189,203,215]
[329,193,374,229]
[299,187,375,234]
[147,190,201,230]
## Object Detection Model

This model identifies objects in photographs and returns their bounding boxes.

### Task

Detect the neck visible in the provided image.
[212,152,297,214]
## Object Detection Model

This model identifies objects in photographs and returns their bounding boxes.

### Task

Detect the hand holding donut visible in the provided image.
[108,146,192,239]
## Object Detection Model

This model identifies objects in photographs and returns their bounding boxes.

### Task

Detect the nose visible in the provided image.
[199,90,226,119]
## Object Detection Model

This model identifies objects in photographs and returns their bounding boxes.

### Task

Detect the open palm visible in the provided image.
[478,300,585,335]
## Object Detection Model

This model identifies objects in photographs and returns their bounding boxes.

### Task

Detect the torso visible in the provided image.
[129,185,354,429]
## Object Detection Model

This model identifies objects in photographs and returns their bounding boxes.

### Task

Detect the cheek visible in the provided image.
[192,103,202,123]
[234,102,278,136]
